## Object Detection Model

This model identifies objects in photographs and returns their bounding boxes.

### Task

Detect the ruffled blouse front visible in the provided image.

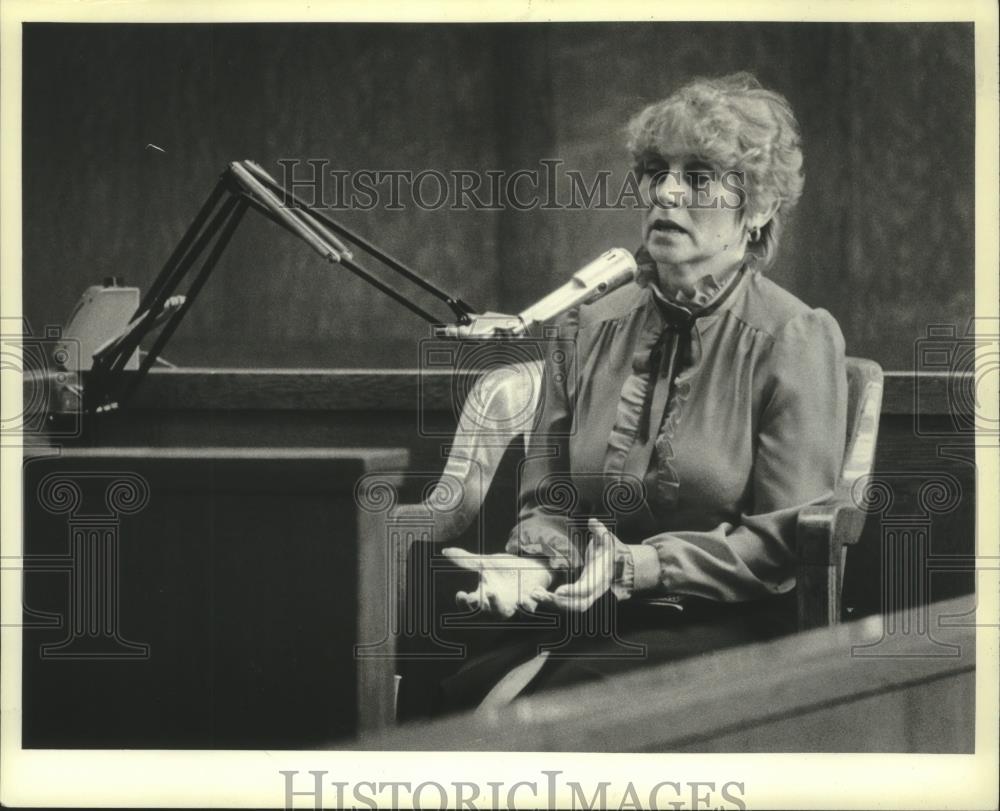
[605,267,743,501]
[506,267,848,602]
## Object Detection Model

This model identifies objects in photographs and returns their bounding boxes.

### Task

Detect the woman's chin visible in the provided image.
[645,243,691,266]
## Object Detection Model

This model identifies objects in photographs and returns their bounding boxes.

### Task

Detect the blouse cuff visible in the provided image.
[631,543,662,591]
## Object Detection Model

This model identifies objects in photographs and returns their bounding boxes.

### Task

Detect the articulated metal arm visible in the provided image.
[86,160,479,413]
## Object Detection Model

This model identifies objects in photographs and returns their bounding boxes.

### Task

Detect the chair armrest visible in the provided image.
[795,488,867,630]
[796,489,867,565]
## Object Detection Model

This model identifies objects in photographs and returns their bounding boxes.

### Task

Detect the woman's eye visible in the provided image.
[686,170,715,186]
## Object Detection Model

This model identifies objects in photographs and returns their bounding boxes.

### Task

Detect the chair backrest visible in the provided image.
[386,362,546,616]
[414,360,545,540]
[841,357,885,489]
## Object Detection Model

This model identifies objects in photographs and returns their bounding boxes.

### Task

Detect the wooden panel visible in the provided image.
[841,414,976,620]
[32,368,980,637]
[21,447,406,748]
[22,23,973,371]
[22,23,503,370]
[42,368,970,414]
[882,371,974,416]
[903,667,977,753]
[357,595,976,752]
[682,671,974,753]
[686,690,912,753]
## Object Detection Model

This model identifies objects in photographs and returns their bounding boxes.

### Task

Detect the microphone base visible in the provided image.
[434,313,529,339]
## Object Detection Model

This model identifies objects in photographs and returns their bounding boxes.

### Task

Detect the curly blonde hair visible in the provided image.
[626,72,804,267]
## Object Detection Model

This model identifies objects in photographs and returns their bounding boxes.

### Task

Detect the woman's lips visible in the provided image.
[649,220,688,237]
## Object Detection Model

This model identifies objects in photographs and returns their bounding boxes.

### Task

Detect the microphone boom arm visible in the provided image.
[86,159,482,413]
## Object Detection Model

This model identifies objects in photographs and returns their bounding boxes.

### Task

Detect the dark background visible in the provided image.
[22,22,974,370]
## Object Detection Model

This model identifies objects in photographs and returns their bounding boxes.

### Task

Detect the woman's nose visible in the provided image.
[649,171,688,208]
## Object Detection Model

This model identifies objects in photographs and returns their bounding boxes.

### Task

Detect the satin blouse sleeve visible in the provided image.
[629,308,848,600]
[503,309,586,574]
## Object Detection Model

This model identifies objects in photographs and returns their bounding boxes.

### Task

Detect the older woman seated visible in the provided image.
[424,71,847,711]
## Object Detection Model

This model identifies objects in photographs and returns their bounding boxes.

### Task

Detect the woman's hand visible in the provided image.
[533,518,632,612]
[442,549,554,618]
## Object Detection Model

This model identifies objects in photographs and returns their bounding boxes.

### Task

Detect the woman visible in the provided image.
[434,72,847,708]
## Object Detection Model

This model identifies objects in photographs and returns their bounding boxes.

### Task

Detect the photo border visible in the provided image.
[2,1,997,808]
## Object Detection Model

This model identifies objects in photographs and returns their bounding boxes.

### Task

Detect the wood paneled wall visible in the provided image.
[23,23,973,369]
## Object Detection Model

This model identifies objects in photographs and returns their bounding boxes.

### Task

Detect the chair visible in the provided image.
[386,356,884,711]
[796,357,884,629]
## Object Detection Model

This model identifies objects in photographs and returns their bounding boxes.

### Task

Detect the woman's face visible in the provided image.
[638,153,749,293]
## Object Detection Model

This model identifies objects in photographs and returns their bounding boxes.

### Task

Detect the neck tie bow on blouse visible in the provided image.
[634,268,746,442]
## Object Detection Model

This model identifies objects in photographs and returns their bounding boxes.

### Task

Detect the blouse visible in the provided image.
[504,265,848,602]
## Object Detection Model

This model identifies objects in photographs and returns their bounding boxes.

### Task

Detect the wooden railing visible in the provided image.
[354,594,976,753]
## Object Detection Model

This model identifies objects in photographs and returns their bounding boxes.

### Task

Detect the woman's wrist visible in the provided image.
[629,544,661,591]
[608,546,634,601]
[612,544,661,599]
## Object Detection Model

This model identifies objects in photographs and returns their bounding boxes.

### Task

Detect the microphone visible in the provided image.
[437,248,638,338]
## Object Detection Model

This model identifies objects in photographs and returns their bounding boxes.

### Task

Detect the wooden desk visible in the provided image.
[21,446,407,749]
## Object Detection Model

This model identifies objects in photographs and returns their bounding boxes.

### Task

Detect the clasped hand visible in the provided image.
[442,518,630,618]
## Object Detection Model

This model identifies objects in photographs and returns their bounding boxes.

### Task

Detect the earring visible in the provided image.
[748,225,761,243]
